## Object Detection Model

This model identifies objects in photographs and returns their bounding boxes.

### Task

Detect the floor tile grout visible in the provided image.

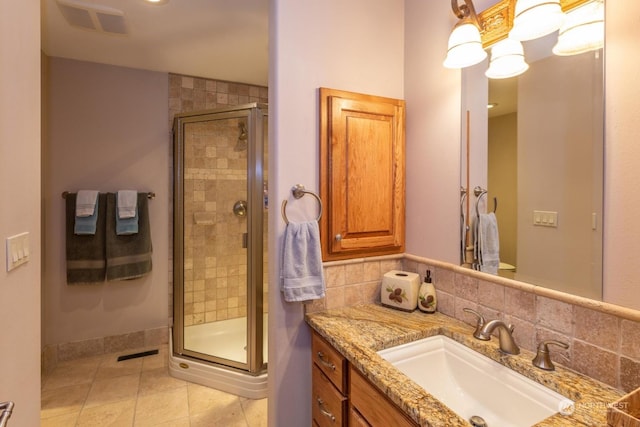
[41,344,267,426]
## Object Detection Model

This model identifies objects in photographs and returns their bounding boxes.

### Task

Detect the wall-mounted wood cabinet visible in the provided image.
[319,88,406,261]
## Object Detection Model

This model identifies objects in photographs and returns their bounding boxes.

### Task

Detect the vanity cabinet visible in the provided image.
[311,330,418,427]
[312,331,347,426]
[349,366,417,427]
[319,88,406,261]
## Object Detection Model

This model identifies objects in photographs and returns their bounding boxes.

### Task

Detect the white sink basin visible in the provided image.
[378,335,572,427]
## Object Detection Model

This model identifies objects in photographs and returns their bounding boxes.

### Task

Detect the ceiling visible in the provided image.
[40,0,545,104]
[41,0,269,86]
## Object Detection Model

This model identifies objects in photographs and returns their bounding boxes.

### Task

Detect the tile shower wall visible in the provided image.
[183,119,247,325]
[308,254,640,394]
[170,74,268,327]
[169,74,268,120]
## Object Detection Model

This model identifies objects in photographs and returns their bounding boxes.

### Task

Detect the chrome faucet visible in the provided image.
[477,319,520,355]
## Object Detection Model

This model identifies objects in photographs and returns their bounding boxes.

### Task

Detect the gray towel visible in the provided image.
[281,221,325,302]
[66,193,107,284]
[106,193,153,281]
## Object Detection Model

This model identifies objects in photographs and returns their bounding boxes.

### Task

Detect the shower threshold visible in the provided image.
[169,328,268,400]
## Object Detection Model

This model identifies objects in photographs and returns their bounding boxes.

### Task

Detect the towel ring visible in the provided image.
[281,184,323,224]
[473,186,497,216]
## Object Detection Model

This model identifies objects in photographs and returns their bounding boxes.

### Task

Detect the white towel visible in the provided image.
[478,212,500,275]
[117,190,138,219]
[75,190,99,217]
[281,221,325,302]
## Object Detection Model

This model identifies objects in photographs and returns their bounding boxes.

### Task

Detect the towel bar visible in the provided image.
[281,184,322,224]
[62,191,155,199]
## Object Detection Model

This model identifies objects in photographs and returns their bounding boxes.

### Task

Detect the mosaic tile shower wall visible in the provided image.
[170,74,268,327]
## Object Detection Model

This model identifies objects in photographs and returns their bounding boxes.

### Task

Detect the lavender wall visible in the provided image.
[269,0,405,424]
[43,58,169,346]
[0,2,42,425]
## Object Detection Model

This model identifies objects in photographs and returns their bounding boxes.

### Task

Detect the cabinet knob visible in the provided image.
[335,234,342,241]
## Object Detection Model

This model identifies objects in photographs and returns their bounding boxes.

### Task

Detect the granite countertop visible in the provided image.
[306,304,624,427]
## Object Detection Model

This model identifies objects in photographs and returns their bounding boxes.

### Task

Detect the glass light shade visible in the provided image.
[552,0,604,56]
[510,0,565,41]
[485,38,529,79]
[443,22,488,69]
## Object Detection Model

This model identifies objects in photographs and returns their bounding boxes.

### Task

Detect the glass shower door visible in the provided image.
[173,103,267,375]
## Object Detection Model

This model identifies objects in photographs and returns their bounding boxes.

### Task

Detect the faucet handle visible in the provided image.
[532,340,570,371]
[463,308,485,339]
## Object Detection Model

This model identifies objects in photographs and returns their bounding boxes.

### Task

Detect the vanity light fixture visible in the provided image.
[485,37,529,79]
[509,0,565,41]
[144,0,169,5]
[443,0,488,69]
[444,0,604,78]
[552,0,604,56]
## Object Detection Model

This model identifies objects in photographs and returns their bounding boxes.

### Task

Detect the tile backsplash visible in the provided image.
[308,253,640,393]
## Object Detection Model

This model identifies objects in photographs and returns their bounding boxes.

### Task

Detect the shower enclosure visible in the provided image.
[170,103,268,398]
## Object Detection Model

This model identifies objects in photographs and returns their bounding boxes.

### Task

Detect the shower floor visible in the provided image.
[184,314,268,364]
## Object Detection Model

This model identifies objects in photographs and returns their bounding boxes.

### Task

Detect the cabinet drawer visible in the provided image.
[312,332,346,393]
[349,406,371,427]
[349,365,418,427]
[312,365,346,427]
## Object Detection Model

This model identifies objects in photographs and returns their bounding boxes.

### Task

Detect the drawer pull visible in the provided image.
[316,397,336,422]
[316,351,336,370]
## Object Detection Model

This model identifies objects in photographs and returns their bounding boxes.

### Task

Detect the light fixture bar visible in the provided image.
[475,0,595,47]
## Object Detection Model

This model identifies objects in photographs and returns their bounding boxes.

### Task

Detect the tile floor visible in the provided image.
[41,345,267,426]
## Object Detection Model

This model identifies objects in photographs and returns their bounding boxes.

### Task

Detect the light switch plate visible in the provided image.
[533,210,558,228]
[6,232,30,272]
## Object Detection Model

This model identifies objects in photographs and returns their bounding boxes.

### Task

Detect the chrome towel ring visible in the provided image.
[281,184,323,224]
[474,186,497,216]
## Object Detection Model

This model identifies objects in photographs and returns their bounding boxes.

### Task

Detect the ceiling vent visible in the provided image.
[56,0,128,35]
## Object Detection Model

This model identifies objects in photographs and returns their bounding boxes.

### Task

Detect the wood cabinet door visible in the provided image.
[319,88,405,261]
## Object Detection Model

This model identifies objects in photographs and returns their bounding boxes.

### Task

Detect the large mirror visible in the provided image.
[460,0,604,300]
